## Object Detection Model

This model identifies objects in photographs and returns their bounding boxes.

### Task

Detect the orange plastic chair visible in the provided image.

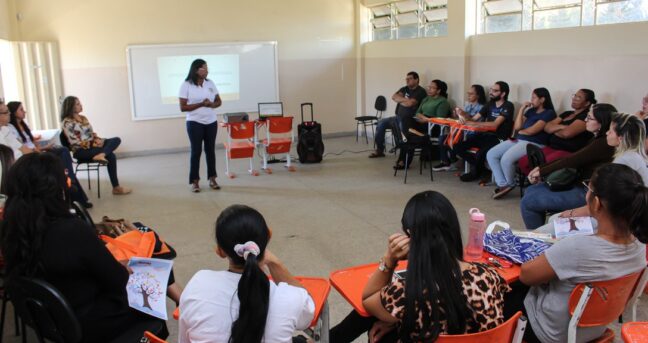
[172,307,179,320]
[295,276,331,342]
[436,311,526,343]
[223,121,259,178]
[567,269,645,343]
[629,266,648,322]
[621,322,648,342]
[143,331,169,343]
[261,116,295,173]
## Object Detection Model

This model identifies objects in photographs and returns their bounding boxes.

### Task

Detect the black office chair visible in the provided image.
[6,276,166,343]
[59,131,106,198]
[355,95,387,144]
[518,144,547,197]
[70,201,95,228]
[391,120,433,184]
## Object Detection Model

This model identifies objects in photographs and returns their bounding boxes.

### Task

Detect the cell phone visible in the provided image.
[394,270,407,280]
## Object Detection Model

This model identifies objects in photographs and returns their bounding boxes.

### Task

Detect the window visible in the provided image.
[477,0,648,34]
[369,0,448,41]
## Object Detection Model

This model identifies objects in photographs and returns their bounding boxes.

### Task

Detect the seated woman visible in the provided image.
[330,191,509,342]
[520,104,616,230]
[535,112,648,234]
[0,153,168,342]
[433,84,487,171]
[60,96,131,195]
[178,204,315,343]
[394,79,451,170]
[518,89,596,175]
[487,87,556,199]
[7,100,93,208]
[506,163,647,343]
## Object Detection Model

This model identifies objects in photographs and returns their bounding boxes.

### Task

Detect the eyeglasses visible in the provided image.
[489,88,501,93]
[582,181,593,194]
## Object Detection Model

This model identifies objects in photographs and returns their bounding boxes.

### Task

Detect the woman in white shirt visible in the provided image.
[178,59,222,193]
[179,205,315,343]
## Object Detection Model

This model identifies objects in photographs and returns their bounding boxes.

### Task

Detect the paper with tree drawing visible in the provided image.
[126,257,173,320]
[554,216,594,239]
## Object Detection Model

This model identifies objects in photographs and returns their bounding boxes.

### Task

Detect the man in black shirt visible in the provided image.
[453,81,515,182]
[369,71,427,158]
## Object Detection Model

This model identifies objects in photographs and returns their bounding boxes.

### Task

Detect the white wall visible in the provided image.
[12,0,358,153]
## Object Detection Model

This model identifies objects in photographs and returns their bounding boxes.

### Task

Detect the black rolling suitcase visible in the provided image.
[297,102,324,163]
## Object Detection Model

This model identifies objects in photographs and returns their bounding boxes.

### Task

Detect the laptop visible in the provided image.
[258,102,283,120]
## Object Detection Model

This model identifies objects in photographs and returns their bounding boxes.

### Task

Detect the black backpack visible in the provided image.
[297,103,324,163]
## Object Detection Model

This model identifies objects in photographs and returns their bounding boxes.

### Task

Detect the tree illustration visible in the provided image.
[127,272,163,310]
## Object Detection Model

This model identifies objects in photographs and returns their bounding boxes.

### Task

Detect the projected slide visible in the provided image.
[157,54,240,105]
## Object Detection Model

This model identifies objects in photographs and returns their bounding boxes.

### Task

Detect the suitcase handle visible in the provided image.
[301,103,314,123]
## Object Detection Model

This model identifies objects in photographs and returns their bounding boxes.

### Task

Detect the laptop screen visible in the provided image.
[258,102,283,119]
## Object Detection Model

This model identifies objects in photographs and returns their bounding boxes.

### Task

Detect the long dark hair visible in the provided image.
[60,96,78,121]
[579,89,597,107]
[0,153,72,280]
[591,103,616,138]
[589,164,648,243]
[432,79,448,98]
[215,205,270,343]
[185,59,208,85]
[7,101,33,144]
[471,84,487,105]
[399,191,471,342]
[532,87,554,111]
[0,144,14,194]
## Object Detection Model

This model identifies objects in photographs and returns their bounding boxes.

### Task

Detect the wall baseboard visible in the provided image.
[116,131,356,158]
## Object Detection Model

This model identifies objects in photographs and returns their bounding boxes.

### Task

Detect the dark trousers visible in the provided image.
[503,281,542,343]
[73,137,122,188]
[330,310,398,343]
[186,120,217,183]
[453,133,501,176]
[50,147,89,205]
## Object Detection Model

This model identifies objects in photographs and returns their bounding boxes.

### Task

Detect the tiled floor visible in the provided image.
[1,136,645,342]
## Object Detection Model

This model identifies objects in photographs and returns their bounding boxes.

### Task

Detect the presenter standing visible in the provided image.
[179,59,222,193]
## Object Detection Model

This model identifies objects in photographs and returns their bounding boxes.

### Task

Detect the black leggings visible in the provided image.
[330,310,399,343]
[503,281,542,343]
[73,137,122,187]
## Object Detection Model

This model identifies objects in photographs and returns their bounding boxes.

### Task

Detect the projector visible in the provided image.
[222,112,249,123]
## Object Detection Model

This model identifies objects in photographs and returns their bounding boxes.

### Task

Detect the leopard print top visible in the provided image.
[380,262,510,342]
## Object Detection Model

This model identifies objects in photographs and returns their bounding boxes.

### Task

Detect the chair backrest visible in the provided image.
[227,122,255,140]
[71,201,95,227]
[144,331,169,343]
[390,118,405,146]
[436,311,526,343]
[267,117,293,134]
[375,95,387,116]
[7,276,83,343]
[569,270,643,327]
[526,144,546,169]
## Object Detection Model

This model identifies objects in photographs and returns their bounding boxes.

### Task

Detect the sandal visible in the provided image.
[209,177,221,190]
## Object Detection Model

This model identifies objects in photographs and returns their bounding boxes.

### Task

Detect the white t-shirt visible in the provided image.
[178,270,315,343]
[178,80,219,124]
[613,151,648,185]
[0,125,24,159]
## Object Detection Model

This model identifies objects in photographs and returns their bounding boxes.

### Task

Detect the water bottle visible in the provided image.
[465,208,486,261]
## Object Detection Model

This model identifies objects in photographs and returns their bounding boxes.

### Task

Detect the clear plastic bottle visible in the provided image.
[465,208,486,261]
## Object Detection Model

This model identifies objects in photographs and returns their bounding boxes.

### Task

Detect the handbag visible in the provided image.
[483,221,552,264]
[545,168,579,191]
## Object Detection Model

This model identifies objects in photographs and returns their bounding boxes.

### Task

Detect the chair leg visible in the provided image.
[370,122,376,147]
[363,122,369,144]
[404,153,409,184]
[97,167,101,199]
[355,122,360,142]
[86,167,91,190]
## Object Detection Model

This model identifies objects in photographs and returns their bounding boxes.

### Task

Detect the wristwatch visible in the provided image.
[378,257,395,273]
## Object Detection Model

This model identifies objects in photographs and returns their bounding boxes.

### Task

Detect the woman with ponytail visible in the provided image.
[331,191,509,342]
[0,153,168,342]
[508,163,647,343]
[179,205,315,343]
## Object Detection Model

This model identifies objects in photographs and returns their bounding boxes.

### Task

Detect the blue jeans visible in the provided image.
[187,120,218,183]
[487,139,542,187]
[520,183,587,230]
[374,116,402,153]
[73,137,122,187]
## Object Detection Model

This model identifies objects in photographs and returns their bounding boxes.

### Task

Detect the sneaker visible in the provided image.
[492,186,515,199]
[190,181,200,193]
[460,172,479,182]
[112,186,132,195]
[368,151,385,158]
[432,162,452,171]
